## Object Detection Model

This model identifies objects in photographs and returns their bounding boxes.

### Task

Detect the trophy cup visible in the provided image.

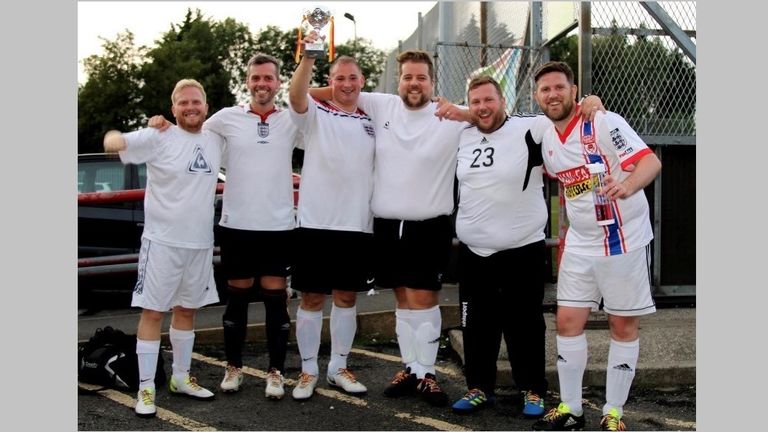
[296,6,335,62]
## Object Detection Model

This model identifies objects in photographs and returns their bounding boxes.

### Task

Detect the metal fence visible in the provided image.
[375,1,696,297]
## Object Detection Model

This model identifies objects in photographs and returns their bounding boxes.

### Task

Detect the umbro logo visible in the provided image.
[613,363,633,372]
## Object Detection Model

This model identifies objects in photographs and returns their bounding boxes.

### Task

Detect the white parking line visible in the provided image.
[78,382,218,431]
[581,395,696,429]
[191,352,469,430]
[350,347,462,378]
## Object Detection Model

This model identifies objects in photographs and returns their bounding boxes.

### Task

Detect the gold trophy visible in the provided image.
[295,5,335,62]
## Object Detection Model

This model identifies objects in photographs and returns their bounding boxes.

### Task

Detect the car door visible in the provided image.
[78,155,143,258]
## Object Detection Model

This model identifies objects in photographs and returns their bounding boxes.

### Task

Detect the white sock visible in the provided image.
[170,327,195,381]
[604,338,639,417]
[395,308,418,374]
[556,334,588,416]
[328,304,357,375]
[296,307,322,376]
[412,305,441,379]
[136,338,161,390]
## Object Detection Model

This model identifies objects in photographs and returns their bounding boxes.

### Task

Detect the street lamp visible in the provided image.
[344,12,357,48]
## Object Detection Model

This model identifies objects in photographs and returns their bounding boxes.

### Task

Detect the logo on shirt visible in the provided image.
[610,128,627,150]
[581,120,598,154]
[383,121,390,130]
[258,122,270,138]
[479,137,489,145]
[363,123,375,137]
[557,165,593,200]
[188,145,213,174]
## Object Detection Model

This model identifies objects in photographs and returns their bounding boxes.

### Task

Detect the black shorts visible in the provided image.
[291,228,374,294]
[218,226,295,280]
[373,215,453,291]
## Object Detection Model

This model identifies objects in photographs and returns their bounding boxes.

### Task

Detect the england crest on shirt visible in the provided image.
[258,122,270,138]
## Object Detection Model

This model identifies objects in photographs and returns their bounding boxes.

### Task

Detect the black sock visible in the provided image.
[222,285,250,368]
[262,288,290,372]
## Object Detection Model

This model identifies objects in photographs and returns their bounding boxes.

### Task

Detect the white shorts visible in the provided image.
[556,245,656,316]
[131,239,219,311]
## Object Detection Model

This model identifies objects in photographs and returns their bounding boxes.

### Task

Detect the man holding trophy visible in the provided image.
[286,20,375,401]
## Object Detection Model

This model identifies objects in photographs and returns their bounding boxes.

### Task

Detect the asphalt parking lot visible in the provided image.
[78,336,696,431]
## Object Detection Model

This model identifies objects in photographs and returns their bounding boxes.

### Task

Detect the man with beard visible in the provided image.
[104,79,222,418]
[349,50,468,407]
[532,61,661,432]
[150,53,300,400]
[449,76,550,418]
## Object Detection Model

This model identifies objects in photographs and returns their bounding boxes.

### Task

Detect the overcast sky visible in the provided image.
[78,1,438,83]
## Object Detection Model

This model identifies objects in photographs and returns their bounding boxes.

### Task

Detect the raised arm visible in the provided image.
[289,34,318,114]
[103,130,126,153]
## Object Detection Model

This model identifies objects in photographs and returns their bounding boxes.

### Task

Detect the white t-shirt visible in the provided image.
[456,115,548,256]
[204,105,299,231]
[119,126,223,249]
[289,96,376,233]
[538,110,654,256]
[357,92,467,221]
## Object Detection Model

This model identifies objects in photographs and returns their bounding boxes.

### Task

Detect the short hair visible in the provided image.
[397,50,434,81]
[171,79,206,104]
[247,52,281,76]
[467,75,503,100]
[330,55,362,75]
[533,61,575,85]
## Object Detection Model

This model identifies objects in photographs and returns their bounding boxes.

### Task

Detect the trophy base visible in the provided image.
[303,43,327,60]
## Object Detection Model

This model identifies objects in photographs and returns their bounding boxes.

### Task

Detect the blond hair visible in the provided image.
[171,79,207,104]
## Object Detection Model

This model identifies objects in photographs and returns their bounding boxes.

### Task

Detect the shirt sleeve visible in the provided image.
[119,128,164,165]
[598,112,652,170]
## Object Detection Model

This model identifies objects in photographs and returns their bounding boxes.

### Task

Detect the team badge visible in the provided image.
[188,145,213,174]
[363,123,375,137]
[258,122,270,138]
[610,128,627,150]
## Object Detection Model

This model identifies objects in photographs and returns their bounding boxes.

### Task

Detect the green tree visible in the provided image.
[77,9,388,152]
[78,31,146,154]
[252,26,388,99]
[138,9,256,122]
[592,22,696,134]
[548,34,578,77]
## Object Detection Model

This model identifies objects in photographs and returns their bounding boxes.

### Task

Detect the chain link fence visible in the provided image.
[374,1,696,295]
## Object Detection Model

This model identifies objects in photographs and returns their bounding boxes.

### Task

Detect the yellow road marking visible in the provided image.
[78,383,217,431]
[191,352,468,430]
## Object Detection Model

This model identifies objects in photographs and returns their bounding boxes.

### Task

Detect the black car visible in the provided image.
[78,153,303,311]
[78,153,229,309]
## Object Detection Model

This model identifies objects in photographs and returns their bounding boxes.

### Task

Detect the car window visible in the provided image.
[137,164,147,189]
[78,161,126,193]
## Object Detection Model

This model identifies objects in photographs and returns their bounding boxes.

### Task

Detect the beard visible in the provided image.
[541,97,575,122]
[474,109,507,134]
[400,89,431,108]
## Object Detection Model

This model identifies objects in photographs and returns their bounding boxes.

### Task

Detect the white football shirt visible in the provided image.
[357,92,467,221]
[289,96,376,233]
[204,105,299,231]
[119,126,223,249]
[456,115,548,256]
[538,110,654,256]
